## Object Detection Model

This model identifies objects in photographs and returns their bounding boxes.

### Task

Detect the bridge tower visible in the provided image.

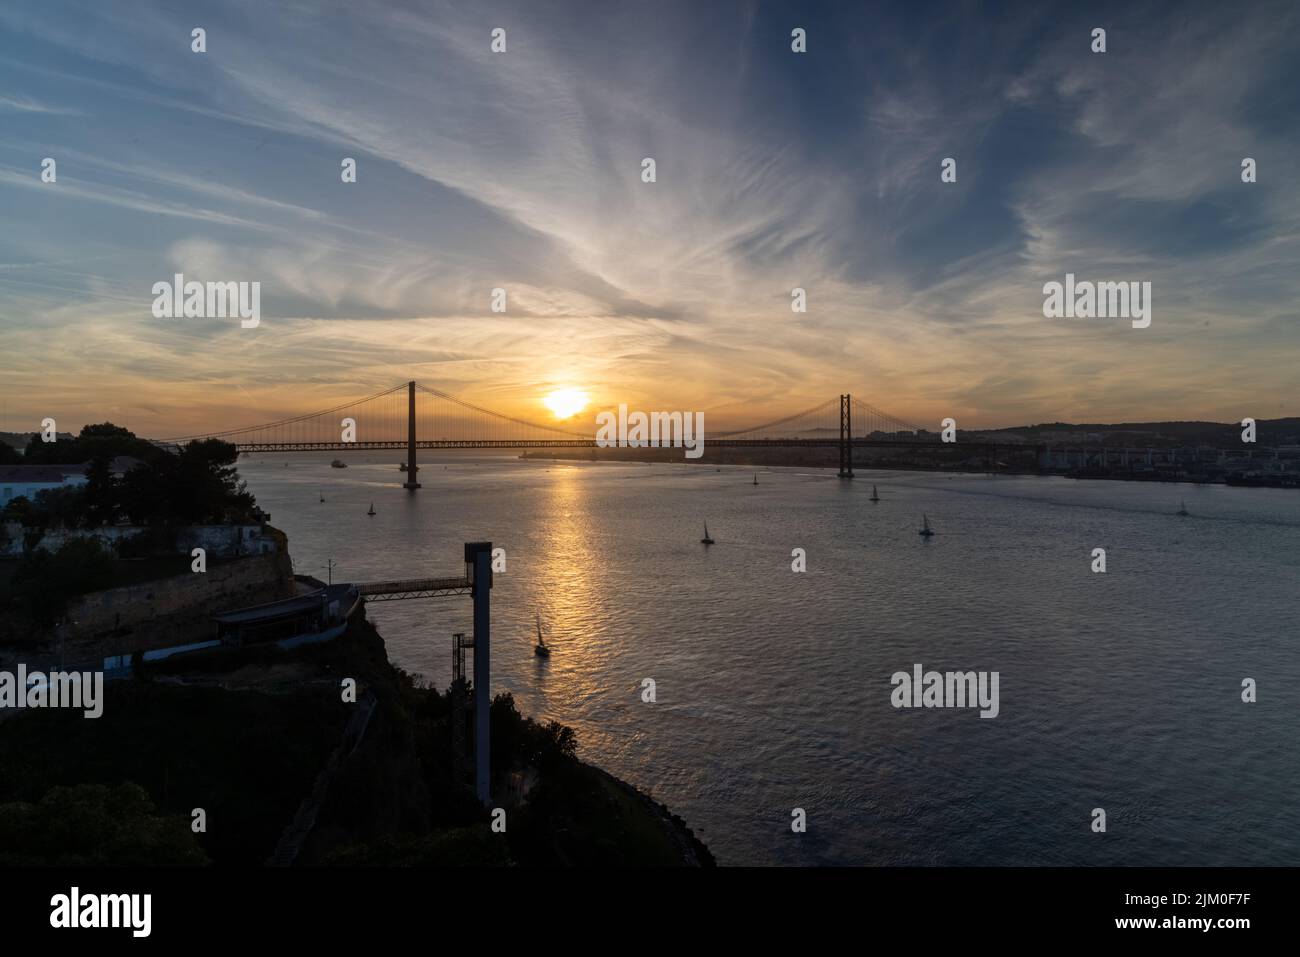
[838,394,854,479]
[402,380,420,489]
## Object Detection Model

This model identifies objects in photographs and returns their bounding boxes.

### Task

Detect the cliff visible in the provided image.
[0,526,294,657]
[0,607,713,867]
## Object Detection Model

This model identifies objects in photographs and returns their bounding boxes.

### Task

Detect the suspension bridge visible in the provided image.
[162,381,1038,482]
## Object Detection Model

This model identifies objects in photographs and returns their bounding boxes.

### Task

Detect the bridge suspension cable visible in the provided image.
[850,397,925,437]
[414,384,589,439]
[156,381,926,451]
[714,398,840,437]
[160,383,408,443]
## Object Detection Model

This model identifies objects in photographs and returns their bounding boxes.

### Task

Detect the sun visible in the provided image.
[543,388,589,419]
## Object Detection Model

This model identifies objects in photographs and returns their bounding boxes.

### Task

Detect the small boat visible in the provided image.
[753,475,759,486]
[1177,500,1189,516]
[701,522,715,545]
[534,611,550,658]
[919,515,935,537]
[319,490,324,503]
[398,462,408,472]
[330,459,347,469]
[870,485,880,502]
[367,502,376,516]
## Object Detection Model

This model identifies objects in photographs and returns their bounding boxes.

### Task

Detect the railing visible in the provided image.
[357,577,473,601]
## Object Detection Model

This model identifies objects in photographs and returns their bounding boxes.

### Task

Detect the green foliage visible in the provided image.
[0,682,348,864]
[481,691,694,865]
[22,422,163,466]
[16,427,257,529]
[83,452,117,525]
[30,486,87,529]
[491,691,577,772]
[120,438,256,524]
[10,537,115,625]
[0,782,207,866]
[507,765,689,867]
[1,494,33,523]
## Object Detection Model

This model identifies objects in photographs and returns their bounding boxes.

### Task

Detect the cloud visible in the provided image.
[0,0,1296,430]
[0,93,80,114]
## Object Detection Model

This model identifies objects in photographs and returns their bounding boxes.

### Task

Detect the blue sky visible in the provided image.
[1,0,1297,435]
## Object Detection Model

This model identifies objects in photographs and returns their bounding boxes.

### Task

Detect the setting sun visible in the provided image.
[543,388,589,419]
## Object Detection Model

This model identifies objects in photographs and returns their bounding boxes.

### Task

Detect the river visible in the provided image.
[238,452,1300,866]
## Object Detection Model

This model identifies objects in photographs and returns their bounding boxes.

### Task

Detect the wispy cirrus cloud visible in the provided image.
[0,92,81,114]
[0,0,1297,433]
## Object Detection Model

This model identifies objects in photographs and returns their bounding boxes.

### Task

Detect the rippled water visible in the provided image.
[240,452,1300,866]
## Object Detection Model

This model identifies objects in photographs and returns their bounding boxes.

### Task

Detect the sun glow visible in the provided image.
[543,388,589,419]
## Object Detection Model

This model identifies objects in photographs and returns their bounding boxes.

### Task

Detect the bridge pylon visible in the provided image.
[402,380,421,489]
[838,394,854,479]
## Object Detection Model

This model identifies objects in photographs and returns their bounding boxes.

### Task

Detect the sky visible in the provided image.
[1,0,1297,437]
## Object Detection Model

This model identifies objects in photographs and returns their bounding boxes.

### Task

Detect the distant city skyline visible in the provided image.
[2,0,1298,437]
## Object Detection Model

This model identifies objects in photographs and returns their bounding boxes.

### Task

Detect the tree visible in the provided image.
[30,485,88,529]
[11,537,115,626]
[119,460,171,525]
[1,495,32,524]
[23,422,163,466]
[0,442,20,465]
[0,782,207,866]
[172,439,256,523]
[83,452,118,526]
[17,432,257,528]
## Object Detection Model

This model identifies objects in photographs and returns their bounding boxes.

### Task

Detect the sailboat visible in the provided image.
[753,474,759,486]
[367,502,376,516]
[534,611,550,658]
[1177,500,1189,516]
[319,490,324,503]
[700,522,715,545]
[919,514,935,537]
[870,485,880,502]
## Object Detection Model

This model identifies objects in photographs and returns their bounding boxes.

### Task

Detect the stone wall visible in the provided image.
[0,523,277,560]
[59,547,296,661]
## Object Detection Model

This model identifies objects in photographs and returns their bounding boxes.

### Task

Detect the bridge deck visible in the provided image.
[356,577,473,601]
[235,438,1041,452]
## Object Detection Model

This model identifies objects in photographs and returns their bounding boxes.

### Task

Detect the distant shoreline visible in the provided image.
[517,449,1298,487]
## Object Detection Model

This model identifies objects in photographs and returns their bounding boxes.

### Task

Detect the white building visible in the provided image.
[0,465,87,506]
[0,457,143,507]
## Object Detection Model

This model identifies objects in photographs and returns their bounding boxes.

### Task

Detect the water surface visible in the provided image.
[240,453,1300,866]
